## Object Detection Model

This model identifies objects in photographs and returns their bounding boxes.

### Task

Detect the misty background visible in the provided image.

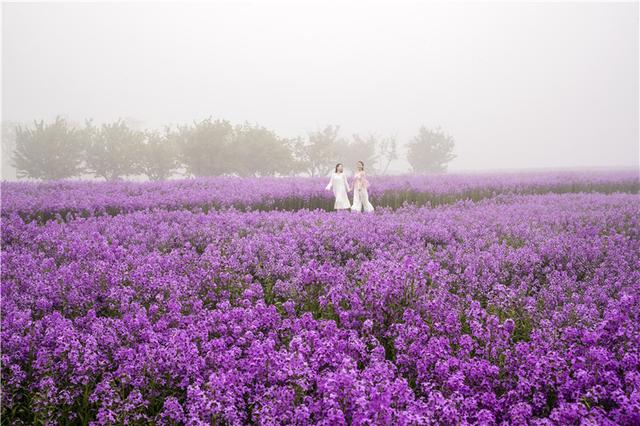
[1,1,638,181]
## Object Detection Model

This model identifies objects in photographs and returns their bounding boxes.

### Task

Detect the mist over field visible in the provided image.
[1,1,638,181]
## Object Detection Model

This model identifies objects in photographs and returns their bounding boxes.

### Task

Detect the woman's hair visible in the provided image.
[335,163,343,172]
[357,160,364,170]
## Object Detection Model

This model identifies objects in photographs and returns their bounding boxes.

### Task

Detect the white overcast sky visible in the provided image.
[2,1,638,171]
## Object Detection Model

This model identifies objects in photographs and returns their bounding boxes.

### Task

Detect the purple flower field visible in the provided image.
[1,172,639,425]
[2,170,637,222]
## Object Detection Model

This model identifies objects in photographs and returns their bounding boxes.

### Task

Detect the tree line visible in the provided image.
[3,117,456,181]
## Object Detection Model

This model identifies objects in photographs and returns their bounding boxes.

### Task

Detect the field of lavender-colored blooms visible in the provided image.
[1,171,639,425]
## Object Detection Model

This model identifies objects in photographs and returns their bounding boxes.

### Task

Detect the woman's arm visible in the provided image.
[325,176,333,191]
[361,171,370,188]
[344,174,351,192]
[353,172,361,190]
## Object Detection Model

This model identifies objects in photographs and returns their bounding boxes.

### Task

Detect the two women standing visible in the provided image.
[325,161,374,212]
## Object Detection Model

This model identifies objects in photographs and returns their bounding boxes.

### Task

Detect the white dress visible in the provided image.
[351,171,374,213]
[325,172,351,210]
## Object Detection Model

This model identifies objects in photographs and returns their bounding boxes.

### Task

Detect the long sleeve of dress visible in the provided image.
[344,174,351,192]
[325,176,333,191]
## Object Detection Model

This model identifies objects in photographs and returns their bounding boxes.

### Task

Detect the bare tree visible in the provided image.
[2,120,20,180]
[377,134,398,174]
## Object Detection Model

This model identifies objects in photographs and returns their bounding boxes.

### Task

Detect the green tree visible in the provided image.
[336,133,380,174]
[13,117,84,180]
[177,117,234,177]
[406,126,456,173]
[84,119,145,180]
[295,125,341,176]
[137,128,179,181]
[231,122,296,177]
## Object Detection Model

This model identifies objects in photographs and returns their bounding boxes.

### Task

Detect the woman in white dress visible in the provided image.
[351,160,374,213]
[325,163,351,210]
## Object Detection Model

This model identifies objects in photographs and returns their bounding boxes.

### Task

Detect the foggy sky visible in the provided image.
[2,1,638,172]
